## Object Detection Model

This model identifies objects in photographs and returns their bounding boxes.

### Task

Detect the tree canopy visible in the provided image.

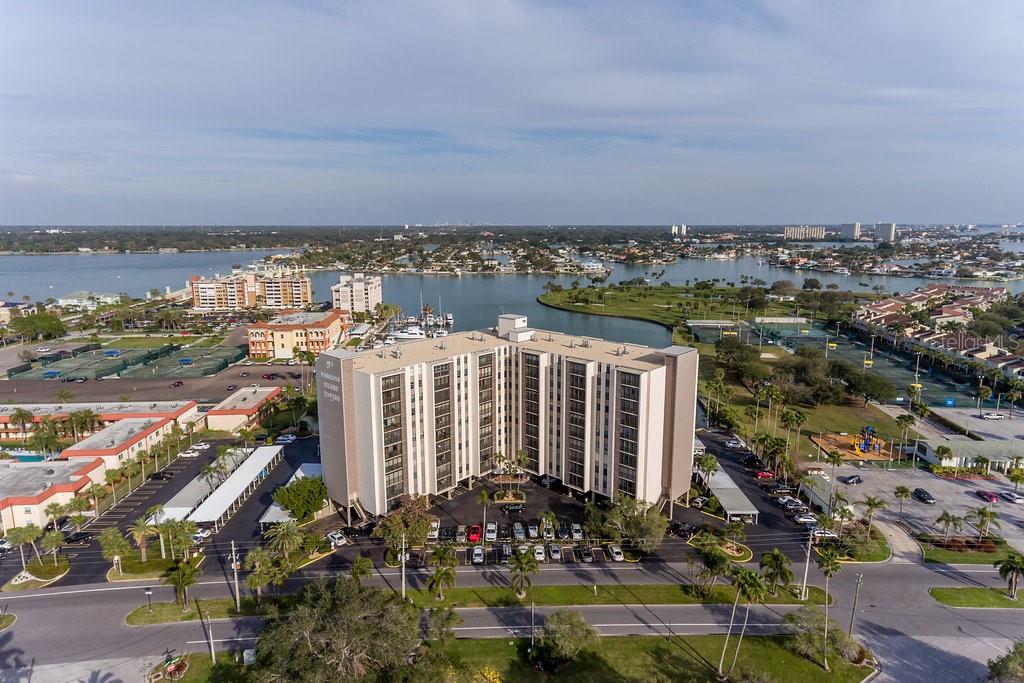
[272,476,328,522]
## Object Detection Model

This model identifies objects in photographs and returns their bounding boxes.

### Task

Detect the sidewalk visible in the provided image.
[874,519,921,564]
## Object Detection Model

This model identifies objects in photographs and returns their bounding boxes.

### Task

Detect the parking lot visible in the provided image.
[825,463,1024,552]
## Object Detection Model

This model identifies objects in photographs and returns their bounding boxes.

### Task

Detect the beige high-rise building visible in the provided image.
[316,314,699,520]
[189,270,312,312]
[783,225,826,240]
[840,222,861,240]
[331,273,383,314]
[877,222,897,242]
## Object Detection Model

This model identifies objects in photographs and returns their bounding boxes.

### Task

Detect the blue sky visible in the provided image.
[1,1,1022,225]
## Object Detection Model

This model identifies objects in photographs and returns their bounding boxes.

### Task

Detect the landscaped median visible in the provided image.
[0,614,15,631]
[126,597,267,626]
[918,534,1014,564]
[929,587,1024,609]
[2,558,70,592]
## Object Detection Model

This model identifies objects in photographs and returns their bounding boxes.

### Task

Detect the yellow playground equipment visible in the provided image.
[862,357,874,368]
[827,341,838,350]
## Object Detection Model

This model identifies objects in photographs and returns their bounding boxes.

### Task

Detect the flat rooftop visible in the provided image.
[0,401,192,421]
[0,460,91,500]
[331,326,687,374]
[210,386,280,413]
[267,311,335,326]
[64,417,165,453]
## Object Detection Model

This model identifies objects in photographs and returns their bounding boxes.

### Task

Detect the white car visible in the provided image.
[607,544,624,561]
[427,520,440,541]
[0,538,10,550]
[725,439,743,448]
[793,514,818,525]
[570,523,583,541]
[286,359,297,365]
[549,544,561,561]
[533,544,546,561]
[982,413,1006,421]
[193,442,209,450]
[1001,491,1024,504]
[35,347,51,353]
[472,546,485,564]
[484,522,497,542]
[776,496,799,507]
[527,522,539,539]
[179,449,198,459]
[274,434,297,445]
[326,531,349,548]
[810,527,838,540]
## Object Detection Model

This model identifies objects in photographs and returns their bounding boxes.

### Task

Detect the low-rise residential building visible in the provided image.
[914,438,1024,474]
[206,386,282,432]
[62,417,176,468]
[0,400,198,442]
[189,269,313,312]
[56,291,120,310]
[0,458,107,532]
[330,273,382,314]
[247,310,348,360]
[0,302,24,326]
[316,314,699,521]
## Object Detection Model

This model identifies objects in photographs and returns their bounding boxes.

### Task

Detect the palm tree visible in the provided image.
[895,413,916,461]
[826,450,843,507]
[65,496,91,532]
[54,388,75,403]
[860,496,887,527]
[163,561,199,612]
[243,547,274,603]
[717,566,748,678]
[727,569,768,675]
[427,558,457,601]
[22,524,42,563]
[41,530,65,566]
[834,506,854,540]
[128,517,155,563]
[477,488,492,536]
[967,506,1001,540]
[44,502,66,532]
[994,552,1024,600]
[264,520,304,559]
[28,417,61,454]
[104,469,121,505]
[977,385,993,416]
[1007,388,1022,417]
[349,553,373,587]
[6,526,32,571]
[147,504,168,559]
[759,548,794,597]
[85,483,105,518]
[817,548,842,673]
[935,510,960,543]
[508,547,539,599]
[9,407,34,443]
[893,486,911,522]
[1009,468,1024,494]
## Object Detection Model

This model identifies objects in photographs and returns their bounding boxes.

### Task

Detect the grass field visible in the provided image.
[1,557,70,591]
[919,536,1014,564]
[0,614,15,631]
[448,635,870,683]
[930,586,1022,608]
[126,597,262,625]
[408,583,828,610]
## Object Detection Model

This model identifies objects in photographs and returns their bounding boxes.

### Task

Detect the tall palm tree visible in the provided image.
[349,553,373,587]
[128,517,155,563]
[967,506,1001,540]
[104,469,121,505]
[163,561,199,612]
[65,496,91,532]
[477,488,492,535]
[264,521,304,559]
[28,417,61,454]
[1007,388,1022,418]
[727,569,768,675]
[893,486,911,522]
[895,413,916,461]
[243,546,274,603]
[834,507,854,540]
[147,504,167,559]
[717,567,747,678]
[9,407,34,443]
[826,450,844,507]
[427,559,457,601]
[41,530,64,566]
[934,510,960,543]
[44,502,66,532]
[85,483,106,518]
[1009,468,1024,494]
[817,548,842,673]
[860,496,887,527]
[759,548,794,597]
[508,548,539,599]
[994,552,1024,600]
[6,526,32,571]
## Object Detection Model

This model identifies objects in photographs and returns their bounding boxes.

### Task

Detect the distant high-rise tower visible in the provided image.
[671,224,688,236]
[876,222,897,241]
[840,222,861,240]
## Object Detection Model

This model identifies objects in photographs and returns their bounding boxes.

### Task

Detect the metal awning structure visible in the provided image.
[188,446,284,530]
[698,466,759,523]
[258,462,322,528]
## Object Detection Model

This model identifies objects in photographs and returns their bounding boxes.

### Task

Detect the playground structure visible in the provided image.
[810,426,892,462]
[149,651,192,681]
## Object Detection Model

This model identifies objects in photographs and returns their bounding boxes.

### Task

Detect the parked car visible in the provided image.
[288,372,301,380]
[669,521,695,538]
[485,522,498,542]
[501,543,513,564]
[168,380,184,388]
[179,449,199,459]
[913,488,936,504]
[427,520,440,541]
[691,496,708,509]
[793,514,818,525]
[981,412,1006,421]
[549,544,561,561]
[810,527,838,540]
[326,530,349,548]
[557,522,571,540]
[977,490,999,503]
[844,475,864,486]
[62,532,93,547]
[533,544,546,561]
[467,524,482,543]
[239,371,249,377]
[503,503,525,515]
[1000,491,1024,504]
[0,538,10,550]
[440,526,456,543]
[570,523,583,541]
[776,496,799,507]
[35,347,51,353]
[755,470,774,480]
[725,439,744,448]
[275,434,297,445]
[607,544,624,561]
[542,522,554,540]
[472,546,485,564]
[148,471,174,481]
[226,384,238,391]
[498,523,512,541]
[513,522,525,541]
[44,516,70,532]
[456,525,468,543]
[527,521,539,539]
[580,546,594,563]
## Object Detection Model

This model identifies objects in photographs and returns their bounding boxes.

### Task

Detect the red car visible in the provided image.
[755,471,775,480]
[977,490,999,503]
[467,524,482,543]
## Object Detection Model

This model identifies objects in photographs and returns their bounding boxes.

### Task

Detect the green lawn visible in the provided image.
[0,614,15,631]
[448,635,870,683]
[409,583,828,610]
[126,597,263,625]
[103,335,206,349]
[1,557,70,591]
[930,586,1022,608]
[919,536,1013,564]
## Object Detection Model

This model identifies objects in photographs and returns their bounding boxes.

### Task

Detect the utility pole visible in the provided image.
[800,533,813,601]
[848,573,864,636]
[400,533,406,599]
[530,601,536,651]
[231,540,241,612]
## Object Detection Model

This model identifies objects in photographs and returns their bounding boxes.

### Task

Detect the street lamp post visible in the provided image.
[144,587,153,612]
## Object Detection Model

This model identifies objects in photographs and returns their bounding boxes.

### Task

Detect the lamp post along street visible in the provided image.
[144,587,153,612]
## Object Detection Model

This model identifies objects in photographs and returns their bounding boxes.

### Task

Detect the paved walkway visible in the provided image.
[874,519,922,564]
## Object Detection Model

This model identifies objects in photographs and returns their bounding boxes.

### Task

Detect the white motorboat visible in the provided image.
[445,313,454,325]
[393,327,427,340]
[432,329,448,338]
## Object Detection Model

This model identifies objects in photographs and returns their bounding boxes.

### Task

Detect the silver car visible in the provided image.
[549,544,561,561]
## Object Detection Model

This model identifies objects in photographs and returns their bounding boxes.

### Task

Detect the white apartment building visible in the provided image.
[783,225,826,240]
[877,222,897,242]
[331,273,383,314]
[189,270,312,312]
[840,222,861,240]
[317,314,699,520]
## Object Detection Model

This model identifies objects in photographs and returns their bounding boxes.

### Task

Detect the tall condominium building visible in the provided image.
[331,273,383,314]
[783,225,826,240]
[840,222,861,240]
[316,314,699,520]
[189,270,312,312]
[247,310,348,359]
[670,224,688,236]
[876,222,897,242]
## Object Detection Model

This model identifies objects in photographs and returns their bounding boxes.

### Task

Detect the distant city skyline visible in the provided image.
[2,1,1022,225]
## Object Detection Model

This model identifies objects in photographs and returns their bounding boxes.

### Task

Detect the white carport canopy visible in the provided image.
[258,462,322,528]
[188,446,284,530]
[698,466,759,523]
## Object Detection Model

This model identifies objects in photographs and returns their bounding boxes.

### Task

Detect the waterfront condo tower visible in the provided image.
[316,314,699,521]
